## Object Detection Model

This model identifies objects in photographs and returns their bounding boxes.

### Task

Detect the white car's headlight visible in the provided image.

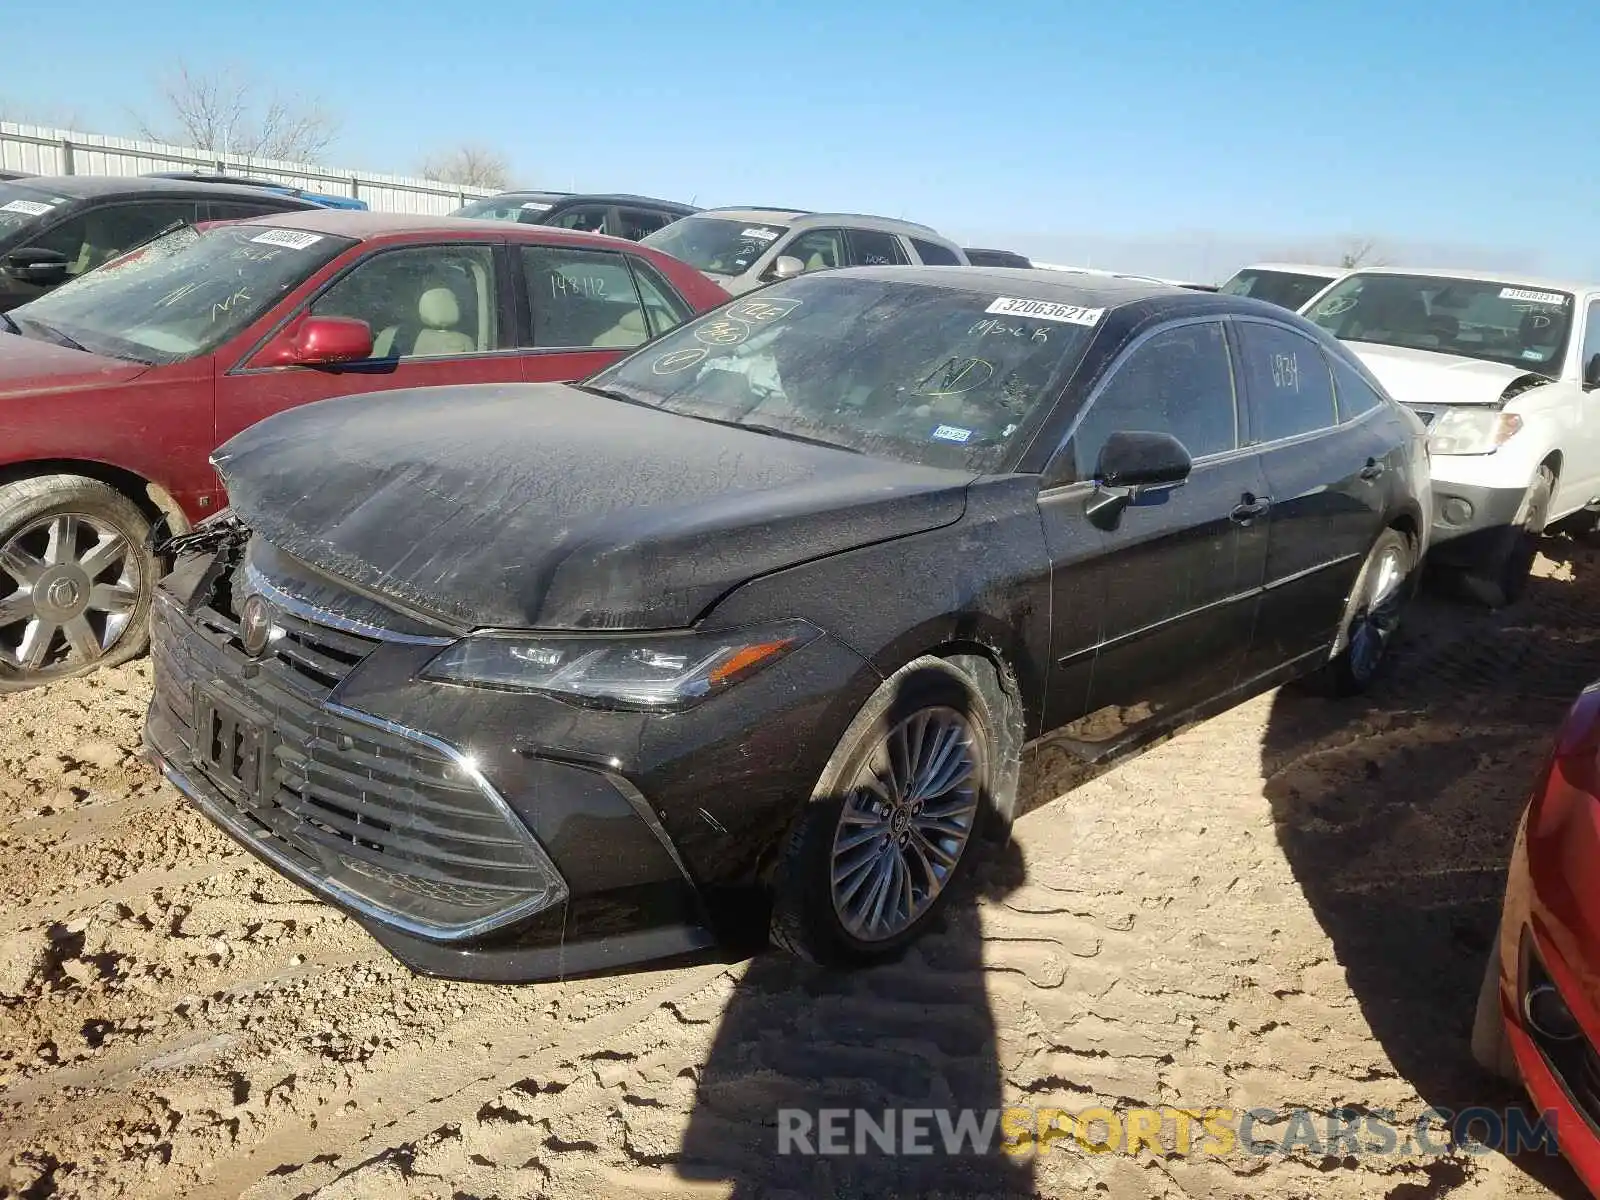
[1426,408,1522,456]
[420,620,819,710]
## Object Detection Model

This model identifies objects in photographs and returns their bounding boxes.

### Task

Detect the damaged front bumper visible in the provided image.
[142,535,873,982]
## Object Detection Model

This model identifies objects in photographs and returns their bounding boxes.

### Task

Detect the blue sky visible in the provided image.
[5,0,1599,281]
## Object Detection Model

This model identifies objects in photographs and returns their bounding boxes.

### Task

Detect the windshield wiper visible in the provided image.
[0,311,17,335]
[18,317,89,353]
[572,382,660,409]
[670,408,862,453]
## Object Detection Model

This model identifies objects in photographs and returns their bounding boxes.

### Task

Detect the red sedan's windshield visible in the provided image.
[8,223,355,364]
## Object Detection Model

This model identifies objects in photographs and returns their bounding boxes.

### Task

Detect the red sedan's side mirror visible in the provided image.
[258,315,374,368]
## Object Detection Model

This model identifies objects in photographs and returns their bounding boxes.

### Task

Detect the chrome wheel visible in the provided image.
[1346,542,1407,682]
[0,513,142,673]
[829,706,983,943]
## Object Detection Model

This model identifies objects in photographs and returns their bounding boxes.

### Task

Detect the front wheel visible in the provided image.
[1321,527,1415,695]
[1466,465,1553,609]
[769,656,999,967]
[0,475,155,693]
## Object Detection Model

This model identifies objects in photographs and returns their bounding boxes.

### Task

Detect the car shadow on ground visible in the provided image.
[676,837,1035,1198]
[1260,539,1600,1196]
[676,679,1037,1200]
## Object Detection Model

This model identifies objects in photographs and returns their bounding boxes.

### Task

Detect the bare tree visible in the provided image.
[417,145,511,190]
[1336,237,1389,270]
[135,63,338,162]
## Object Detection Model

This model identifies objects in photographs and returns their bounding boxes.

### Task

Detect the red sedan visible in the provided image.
[0,211,729,689]
[1475,681,1600,1194]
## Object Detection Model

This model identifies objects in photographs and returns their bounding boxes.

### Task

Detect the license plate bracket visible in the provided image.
[194,685,273,802]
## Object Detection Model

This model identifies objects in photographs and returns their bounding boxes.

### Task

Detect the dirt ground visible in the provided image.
[3,542,1599,1200]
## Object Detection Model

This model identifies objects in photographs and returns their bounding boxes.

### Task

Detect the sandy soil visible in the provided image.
[2,543,1598,1199]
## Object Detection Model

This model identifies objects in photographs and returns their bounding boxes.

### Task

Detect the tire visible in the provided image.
[1467,466,1553,609]
[1471,942,1519,1084]
[0,474,155,693]
[1318,527,1415,696]
[769,655,1001,967]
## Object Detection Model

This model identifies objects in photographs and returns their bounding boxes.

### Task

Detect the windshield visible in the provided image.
[0,181,75,240]
[9,223,355,364]
[1305,272,1574,373]
[641,216,789,276]
[452,195,561,222]
[585,275,1099,470]
[1219,268,1336,312]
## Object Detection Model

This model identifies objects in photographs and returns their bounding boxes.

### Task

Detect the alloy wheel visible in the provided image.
[829,706,983,943]
[1346,544,1406,683]
[0,513,142,673]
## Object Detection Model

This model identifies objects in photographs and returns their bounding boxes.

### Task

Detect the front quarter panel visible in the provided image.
[704,473,1052,735]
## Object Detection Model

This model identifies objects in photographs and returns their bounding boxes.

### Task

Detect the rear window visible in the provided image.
[0,182,73,238]
[1220,268,1338,312]
[911,238,962,266]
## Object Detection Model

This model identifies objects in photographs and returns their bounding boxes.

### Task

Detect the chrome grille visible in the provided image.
[148,588,564,938]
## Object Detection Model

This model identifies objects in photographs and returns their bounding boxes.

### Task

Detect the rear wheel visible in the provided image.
[769,657,997,966]
[1320,527,1414,695]
[0,475,154,693]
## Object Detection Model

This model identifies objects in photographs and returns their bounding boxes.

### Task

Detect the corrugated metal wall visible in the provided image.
[0,122,496,215]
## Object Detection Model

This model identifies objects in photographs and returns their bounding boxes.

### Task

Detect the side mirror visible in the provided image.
[3,247,70,287]
[1085,430,1193,525]
[1585,353,1600,391]
[770,254,805,281]
[258,315,374,368]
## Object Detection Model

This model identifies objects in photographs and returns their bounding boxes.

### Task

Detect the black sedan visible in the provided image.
[143,268,1431,981]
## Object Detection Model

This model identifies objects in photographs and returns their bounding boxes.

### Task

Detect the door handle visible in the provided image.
[1230,495,1272,523]
[1359,458,1386,481]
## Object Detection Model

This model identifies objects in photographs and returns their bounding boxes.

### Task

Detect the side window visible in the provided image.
[311,244,498,360]
[547,206,610,235]
[846,229,909,267]
[1067,322,1238,482]
[910,237,961,266]
[522,245,650,349]
[616,208,674,241]
[626,256,693,337]
[1583,301,1600,381]
[778,228,846,274]
[1236,321,1339,442]
[33,201,200,277]
[1330,354,1385,422]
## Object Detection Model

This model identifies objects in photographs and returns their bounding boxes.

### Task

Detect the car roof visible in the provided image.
[474,190,694,211]
[834,264,1247,307]
[1336,265,1599,296]
[7,174,320,202]
[1233,262,1346,277]
[697,207,946,238]
[227,208,673,251]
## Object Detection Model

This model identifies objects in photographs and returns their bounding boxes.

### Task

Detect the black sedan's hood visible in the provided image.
[213,382,972,631]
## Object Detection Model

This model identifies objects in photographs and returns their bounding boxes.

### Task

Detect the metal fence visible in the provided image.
[0,122,496,215]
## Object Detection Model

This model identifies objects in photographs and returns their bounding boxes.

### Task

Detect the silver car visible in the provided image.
[641,207,969,295]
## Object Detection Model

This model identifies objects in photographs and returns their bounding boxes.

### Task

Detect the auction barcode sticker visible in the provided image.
[251,229,325,250]
[742,227,780,241]
[985,297,1105,326]
[0,199,54,216]
[521,202,552,212]
[1500,287,1568,306]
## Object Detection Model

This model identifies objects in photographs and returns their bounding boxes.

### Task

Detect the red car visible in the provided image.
[1474,681,1600,1193]
[0,211,728,690]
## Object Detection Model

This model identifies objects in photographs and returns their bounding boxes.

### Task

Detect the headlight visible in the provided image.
[1426,408,1522,455]
[420,620,819,709]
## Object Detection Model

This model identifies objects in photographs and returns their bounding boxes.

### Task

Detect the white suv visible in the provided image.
[640,208,969,296]
[1302,268,1600,603]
